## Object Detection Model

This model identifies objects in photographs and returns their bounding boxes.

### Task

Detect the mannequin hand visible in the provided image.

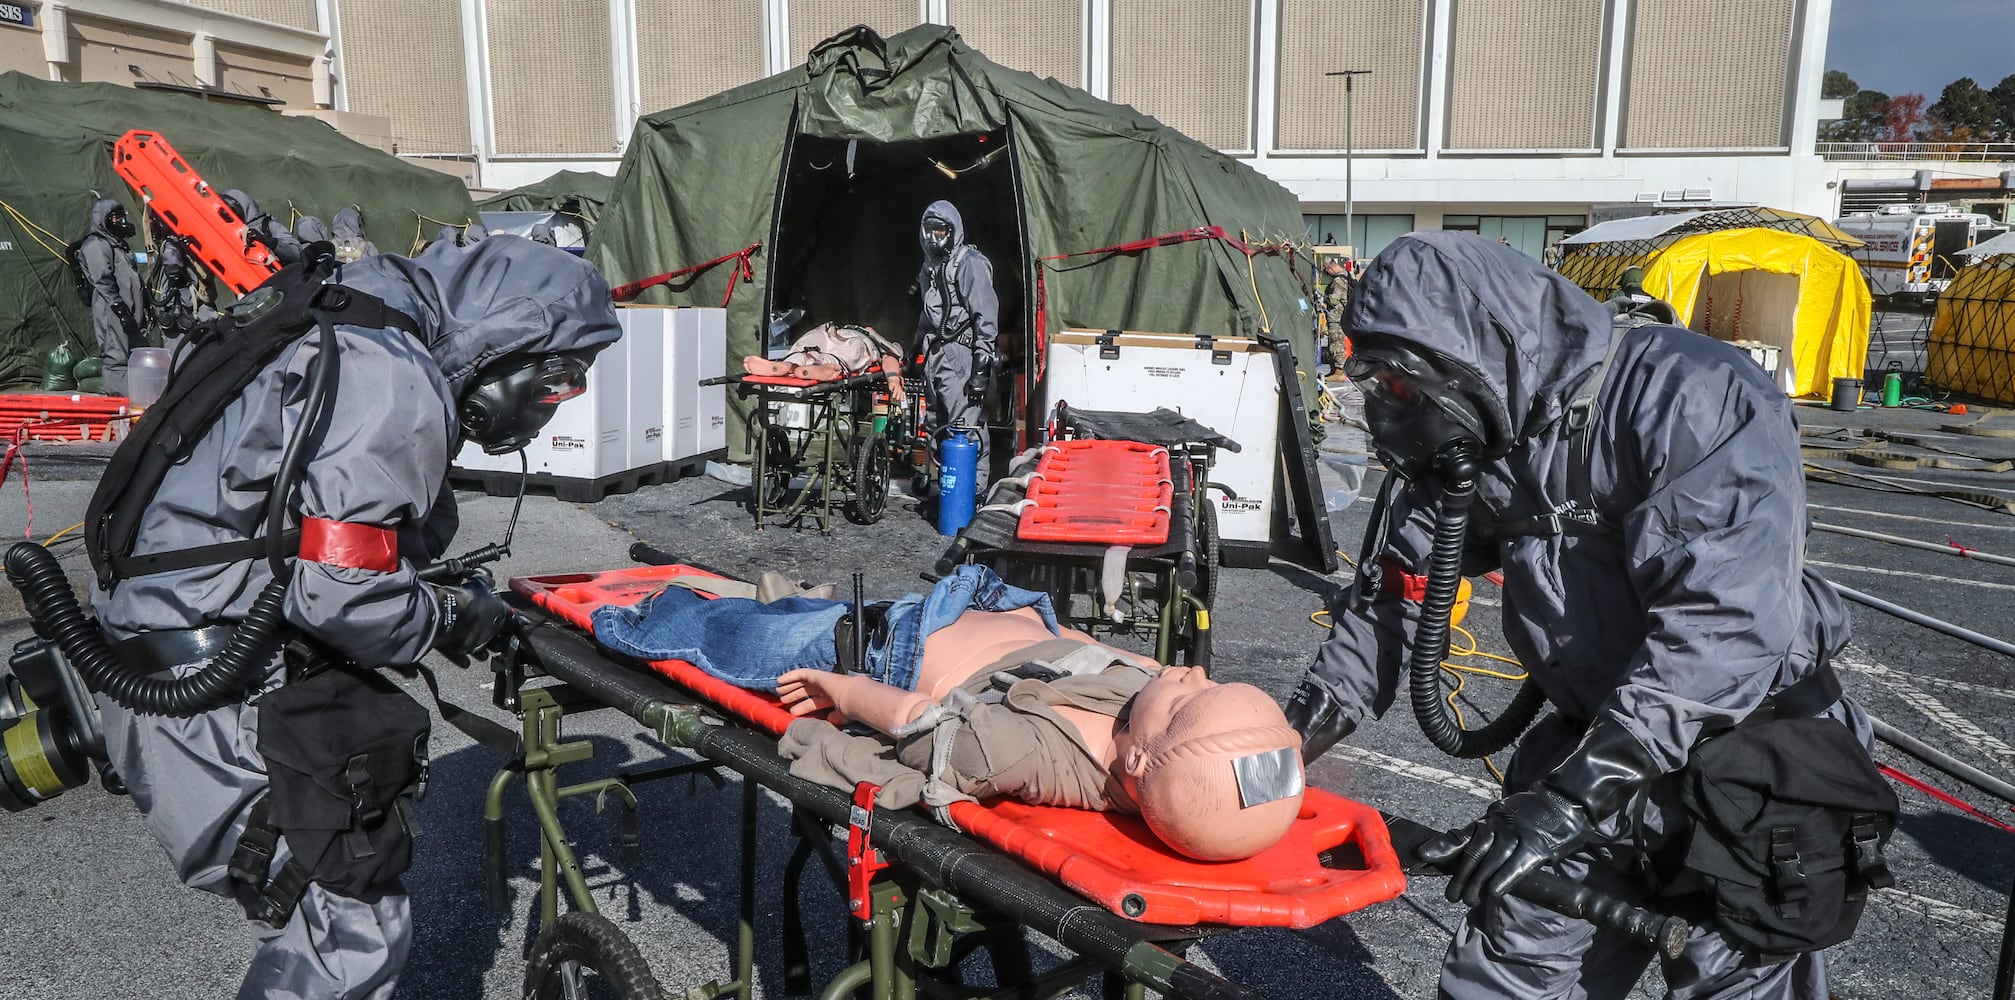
[776,669,848,724]
[1417,786,1594,908]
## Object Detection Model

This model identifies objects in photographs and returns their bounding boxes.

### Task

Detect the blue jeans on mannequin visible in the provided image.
[591,565,1057,692]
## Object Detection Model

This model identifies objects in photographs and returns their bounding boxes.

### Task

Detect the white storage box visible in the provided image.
[648,306,728,466]
[1042,329,1282,566]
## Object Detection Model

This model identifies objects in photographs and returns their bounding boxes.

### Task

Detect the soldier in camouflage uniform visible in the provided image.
[1319,257,1354,381]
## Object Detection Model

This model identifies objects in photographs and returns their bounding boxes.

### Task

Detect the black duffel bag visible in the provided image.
[1656,691,1899,959]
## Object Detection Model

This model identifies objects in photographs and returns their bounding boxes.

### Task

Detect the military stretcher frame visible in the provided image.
[490,604,1271,1000]
[708,371,905,533]
[483,553,1688,999]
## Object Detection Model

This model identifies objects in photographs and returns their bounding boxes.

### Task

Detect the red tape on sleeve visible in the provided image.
[1376,557,1429,602]
[299,517,399,573]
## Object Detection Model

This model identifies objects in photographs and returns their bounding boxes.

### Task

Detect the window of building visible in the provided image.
[789,0,918,65]
[1274,0,1425,151]
[1113,0,1252,151]
[1442,215,1584,258]
[339,0,472,155]
[1303,214,1414,257]
[637,0,766,113]
[486,0,616,155]
[1444,0,1603,150]
[949,0,1082,89]
[1622,0,1795,149]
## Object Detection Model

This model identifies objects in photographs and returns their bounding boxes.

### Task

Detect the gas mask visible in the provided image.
[105,208,136,240]
[921,221,953,259]
[1345,339,1495,482]
[458,353,590,455]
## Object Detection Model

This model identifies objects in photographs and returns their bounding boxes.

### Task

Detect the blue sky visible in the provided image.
[1826,0,2014,97]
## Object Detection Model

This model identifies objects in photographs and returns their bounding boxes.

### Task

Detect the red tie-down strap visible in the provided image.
[1030,226,1314,366]
[299,517,398,573]
[608,243,764,306]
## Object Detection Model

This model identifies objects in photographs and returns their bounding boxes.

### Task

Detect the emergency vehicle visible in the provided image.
[1834,204,2000,303]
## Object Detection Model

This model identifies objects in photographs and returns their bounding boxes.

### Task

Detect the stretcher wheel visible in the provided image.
[847,431,891,524]
[523,911,663,1000]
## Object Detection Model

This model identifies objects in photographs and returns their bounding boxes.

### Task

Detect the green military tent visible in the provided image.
[476,169,614,227]
[0,72,477,388]
[591,24,1315,449]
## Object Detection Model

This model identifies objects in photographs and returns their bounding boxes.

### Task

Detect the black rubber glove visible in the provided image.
[429,571,512,658]
[1284,678,1357,762]
[965,356,994,401]
[1418,720,1661,908]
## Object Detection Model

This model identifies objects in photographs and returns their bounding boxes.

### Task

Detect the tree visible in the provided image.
[1992,74,2015,136]
[1822,89,1889,142]
[1928,77,2000,140]
[1878,93,1928,142]
[1823,70,1859,100]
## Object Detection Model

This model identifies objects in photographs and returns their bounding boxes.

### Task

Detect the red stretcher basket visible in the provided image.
[1017,440,1176,546]
[510,565,1407,929]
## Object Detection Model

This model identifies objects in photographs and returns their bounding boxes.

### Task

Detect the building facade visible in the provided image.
[14,0,1836,259]
[0,0,327,109]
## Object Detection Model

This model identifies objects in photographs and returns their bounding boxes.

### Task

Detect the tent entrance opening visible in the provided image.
[766,129,1027,375]
[1688,267,1801,359]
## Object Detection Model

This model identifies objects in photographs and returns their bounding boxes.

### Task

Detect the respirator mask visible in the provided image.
[105,207,136,240]
[458,352,591,455]
[1345,339,1495,483]
[921,221,953,258]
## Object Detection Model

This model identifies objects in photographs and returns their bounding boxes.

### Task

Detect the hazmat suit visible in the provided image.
[914,200,999,491]
[222,188,304,266]
[529,222,557,246]
[1287,232,1866,999]
[331,207,379,261]
[92,238,620,1000]
[78,198,145,395]
[146,233,214,349]
[294,216,330,245]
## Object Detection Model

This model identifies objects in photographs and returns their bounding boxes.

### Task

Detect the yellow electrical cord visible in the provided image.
[1309,582,1528,784]
[42,521,84,546]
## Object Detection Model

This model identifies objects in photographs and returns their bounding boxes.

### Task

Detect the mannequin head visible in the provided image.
[1114,667,1305,861]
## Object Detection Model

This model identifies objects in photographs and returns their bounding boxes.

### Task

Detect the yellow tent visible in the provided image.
[1562,228,1871,398]
[1927,251,2015,404]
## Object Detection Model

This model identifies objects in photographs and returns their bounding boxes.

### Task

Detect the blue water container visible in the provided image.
[937,427,980,535]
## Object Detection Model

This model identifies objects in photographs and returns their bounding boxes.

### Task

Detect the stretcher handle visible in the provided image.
[631,542,682,566]
[931,536,973,581]
[1383,813,1689,960]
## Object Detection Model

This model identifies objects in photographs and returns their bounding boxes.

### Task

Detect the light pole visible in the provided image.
[1325,69,1370,258]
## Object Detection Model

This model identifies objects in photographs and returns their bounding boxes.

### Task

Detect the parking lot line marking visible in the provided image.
[1329,745,1500,800]
[1807,503,2015,534]
[1873,888,2002,935]
[1843,658,2015,702]
[1841,656,2015,775]
[1808,560,2015,593]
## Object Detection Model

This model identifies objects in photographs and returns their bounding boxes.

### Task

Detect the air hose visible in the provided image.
[5,542,289,715]
[0,295,344,717]
[1409,447,1546,758]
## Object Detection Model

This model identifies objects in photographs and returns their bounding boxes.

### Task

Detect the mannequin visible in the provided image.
[744,322,905,402]
[774,608,1305,862]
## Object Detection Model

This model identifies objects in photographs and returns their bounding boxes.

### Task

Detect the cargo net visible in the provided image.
[1927,254,2015,404]
[1557,207,1861,300]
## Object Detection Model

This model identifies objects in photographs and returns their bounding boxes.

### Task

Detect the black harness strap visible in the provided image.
[109,530,303,580]
[228,799,314,928]
[1490,318,1644,539]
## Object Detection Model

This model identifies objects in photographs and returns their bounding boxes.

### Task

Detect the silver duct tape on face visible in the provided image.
[1232,747,1304,808]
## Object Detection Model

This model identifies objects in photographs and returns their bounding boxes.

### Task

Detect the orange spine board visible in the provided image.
[111,130,279,295]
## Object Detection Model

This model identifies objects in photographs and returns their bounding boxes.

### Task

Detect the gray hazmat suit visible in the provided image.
[223,188,304,266]
[93,237,620,1000]
[914,200,999,489]
[147,236,214,349]
[331,207,379,259]
[293,216,330,244]
[79,198,144,394]
[529,222,557,246]
[1301,232,1865,999]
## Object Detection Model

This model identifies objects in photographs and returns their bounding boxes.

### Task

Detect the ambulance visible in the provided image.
[1833,204,2001,303]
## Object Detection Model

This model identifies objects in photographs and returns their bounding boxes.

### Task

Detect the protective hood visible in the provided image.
[89,198,126,239]
[333,235,622,396]
[1346,231,1616,446]
[435,225,461,247]
[295,216,330,243]
[222,188,266,224]
[919,199,963,257]
[331,207,366,239]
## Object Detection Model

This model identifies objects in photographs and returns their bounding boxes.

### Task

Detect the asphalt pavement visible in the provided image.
[3,393,2013,999]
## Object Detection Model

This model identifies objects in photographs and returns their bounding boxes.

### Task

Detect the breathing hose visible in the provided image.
[1,297,346,717]
[1409,447,1546,758]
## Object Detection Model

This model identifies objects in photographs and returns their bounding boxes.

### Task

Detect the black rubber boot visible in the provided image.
[1285,679,1357,763]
